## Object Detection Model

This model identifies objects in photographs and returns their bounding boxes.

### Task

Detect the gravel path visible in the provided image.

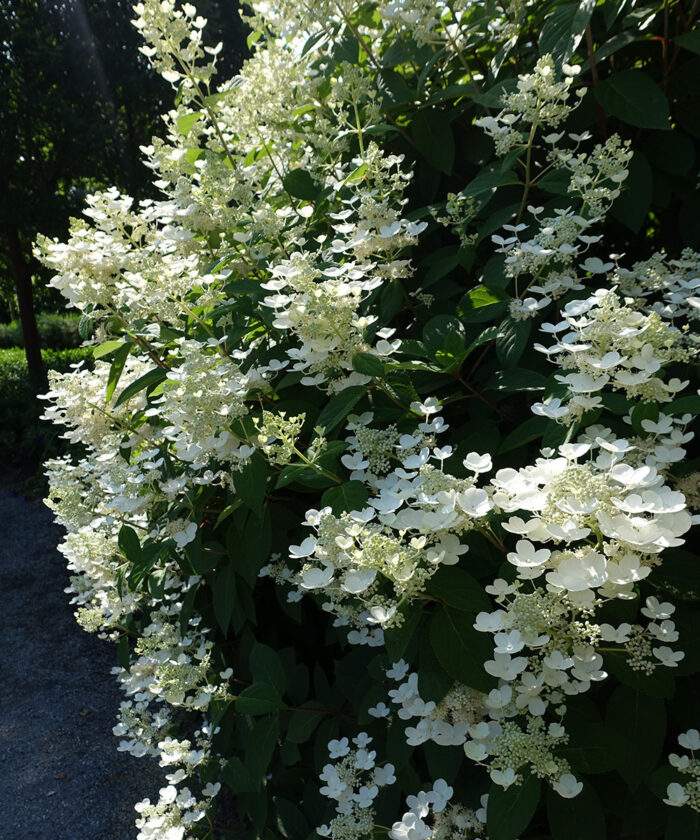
[0,471,161,840]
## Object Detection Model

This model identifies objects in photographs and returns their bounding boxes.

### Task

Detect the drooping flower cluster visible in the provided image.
[33,0,698,836]
[390,781,487,840]
[664,730,700,811]
[317,734,396,840]
[263,402,494,642]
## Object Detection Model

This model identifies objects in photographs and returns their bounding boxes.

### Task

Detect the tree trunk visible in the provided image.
[6,228,44,384]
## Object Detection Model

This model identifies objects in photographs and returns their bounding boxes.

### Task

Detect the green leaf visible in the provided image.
[539,0,595,66]
[485,368,548,392]
[412,109,455,174]
[496,317,531,368]
[321,480,369,515]
[643,130,696,176]
[423,315,466,352]
[605,650,675,698]
[222,756,257,793]
[245,716,280,789]
[179,582,199,636]
[675,30,700,56]
[462,166,518,200]
[384,602,424,662]
[287,701,327,744]
[235,451,268,518]
[176,111,202,135]
[611,151,653,233]
[351,352,385,378]
[212,562,236,635]
[78,314,92,340]
[546,782,606,840]
[666,806,700,840]
[118,525,142,564]
[251,643,287,695]
[606,685,666,788]
[274,796,310,839]
[595,69,671,130]
[458,286,509,324]
[487,774,541,840]
[282,168,319,201]
[114,367,167,407]
[651,548,700,601]
[117,635,130,669]
[425,566,491,613]
[236,682,284,715]
[316,386,366,435]
[430,607,495,692]
[93,339,127,359]
[558,720,627,774]
[106,341,132,401]
[473,78,519,108]
[498,416,549,454]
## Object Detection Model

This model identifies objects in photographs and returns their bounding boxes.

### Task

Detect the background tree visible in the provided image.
[0,0,247,381]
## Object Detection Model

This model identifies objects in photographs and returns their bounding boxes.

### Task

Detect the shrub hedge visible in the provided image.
[35,1,700,839]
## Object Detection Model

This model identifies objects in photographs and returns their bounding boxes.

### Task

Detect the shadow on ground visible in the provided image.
[0,470,161,840]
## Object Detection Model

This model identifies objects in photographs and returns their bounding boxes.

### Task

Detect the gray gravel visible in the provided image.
[0,471,161,840]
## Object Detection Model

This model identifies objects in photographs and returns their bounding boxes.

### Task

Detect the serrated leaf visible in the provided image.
[274,797,310,839]
[351,352,384,378]
[423,315,466,352]
[496,317,531,367]
[425,566,490,613]
[245,716,280,789]
[316,386,366,435]
[321,481,369,515]
[485,368,547,392]
[251,643,287,695]
[606,685,666,788]
[558,720,627,773]
[287,702,327,744]
[430,607,495,692]
[487,774,541,840]
[235,451,268,518]
[222,756,257,793]
[546,782,606,840]
[412,109,454,174]
[236,682,283,715]
[605,650,675,698]
[611,151,653,233]
[93,339,127,359]
[106,341,132,401]
[384,602,424,662]
[539,0,595,66]
[666,805,700,839]
[176,111,202,135]
[118,524,142,564]
[114,367,167,407]
[498,416,549,454]
[212,562,236,635]
[282,168,319,201]
[595,69,671,130]
[675,30,700,56]
[78,314,92,340]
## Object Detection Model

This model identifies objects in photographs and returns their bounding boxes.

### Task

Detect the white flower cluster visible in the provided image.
[317,733,396,840]
[264,402,494,641]
[385,661,576,795]
[534,287,693,418]
[390,780,487,840]
[664,729,700,811]
[476,57,583,155]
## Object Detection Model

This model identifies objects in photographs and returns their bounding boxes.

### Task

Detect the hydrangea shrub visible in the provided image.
[36,1,700,838]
